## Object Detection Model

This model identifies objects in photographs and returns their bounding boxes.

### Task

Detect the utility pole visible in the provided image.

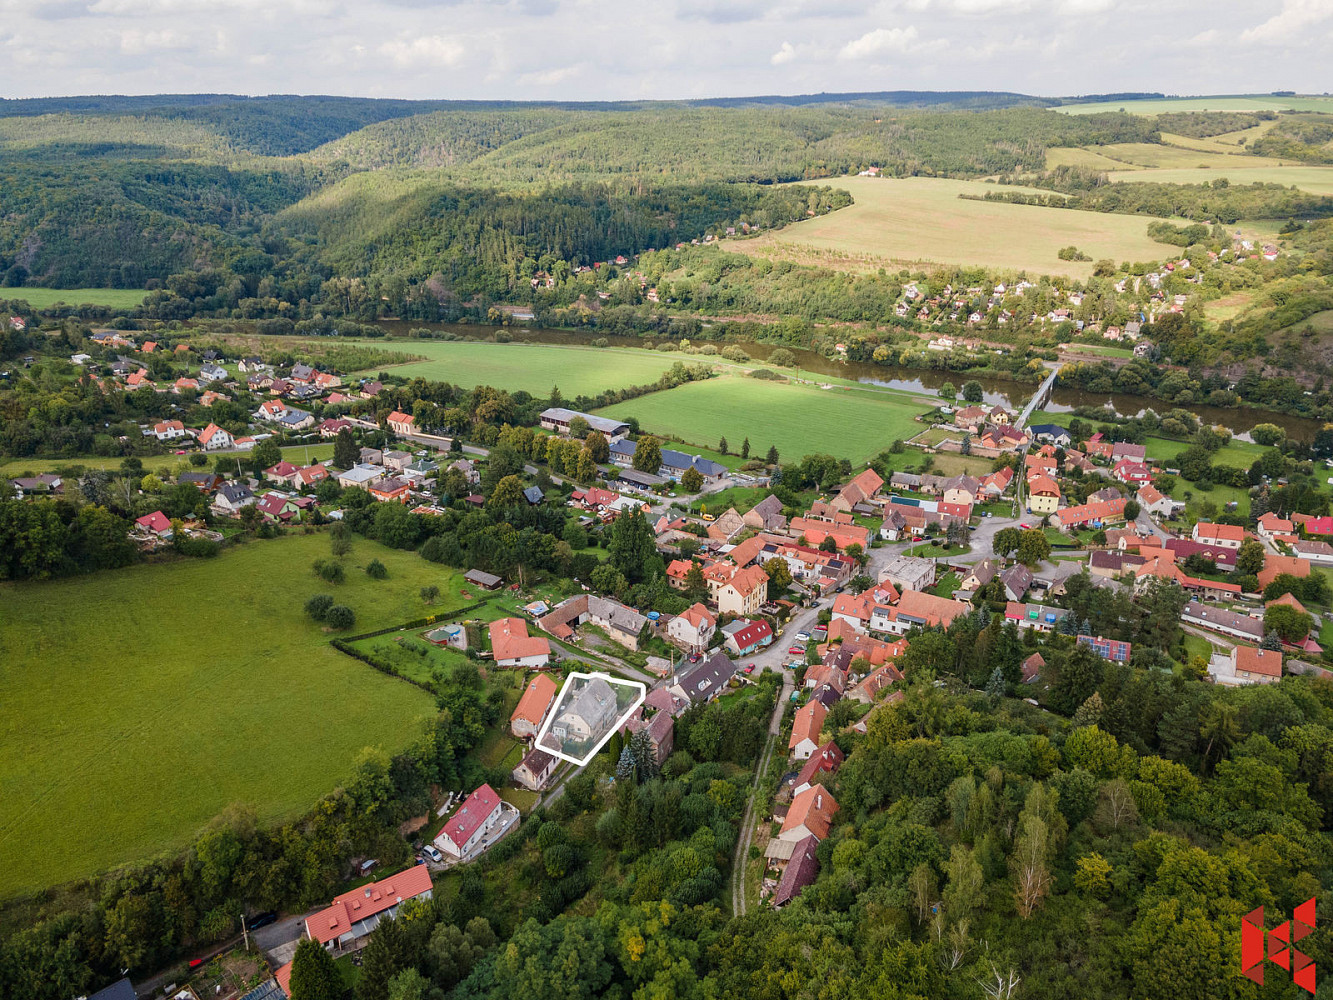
[240,908,249,952]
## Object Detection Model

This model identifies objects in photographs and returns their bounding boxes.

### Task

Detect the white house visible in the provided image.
[338,464,384,490]
[152,420,188,441]
[666,603,717,653]
[197,423,233,451]
[437,784,504,858]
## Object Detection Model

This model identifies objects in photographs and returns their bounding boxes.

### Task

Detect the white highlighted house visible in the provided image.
[534,671,646,766]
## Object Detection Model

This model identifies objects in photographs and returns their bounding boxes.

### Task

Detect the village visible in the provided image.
[22,316,1333,1000]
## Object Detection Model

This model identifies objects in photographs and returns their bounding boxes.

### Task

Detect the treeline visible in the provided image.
[1152,110,1273,137]
[1251,114,1333,163]
[985,166,1333,222]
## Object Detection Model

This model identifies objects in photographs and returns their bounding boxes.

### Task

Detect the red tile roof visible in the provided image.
[511,673,558,727]
[795,741,844,789]
[305,865,433,945]
[789,699,827,751]
[136,511,171,534]
[781,784,839,840]
[1194,522,1244,544]
[489,617,551,663]
[1234,645,1282,678]
[440,784,501,852]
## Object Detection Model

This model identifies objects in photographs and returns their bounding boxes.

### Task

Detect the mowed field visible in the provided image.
[0,443,334,479]
[3,288,149,309]
[597,374,927,463]
[362,340,689,396]
[1056,96,1333,115]
[0,532,458,897]
[735,176,1174,278]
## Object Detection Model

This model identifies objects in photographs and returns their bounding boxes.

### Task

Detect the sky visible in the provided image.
[1,0,1331,101]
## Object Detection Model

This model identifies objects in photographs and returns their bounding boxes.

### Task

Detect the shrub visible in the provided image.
[365,558,388,580]
[324,605,355,630]
[188,453,208,467]
[313,559,345,584]
[305,594,335,620]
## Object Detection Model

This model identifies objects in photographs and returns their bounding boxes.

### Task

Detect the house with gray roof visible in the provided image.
[669,651,738,705]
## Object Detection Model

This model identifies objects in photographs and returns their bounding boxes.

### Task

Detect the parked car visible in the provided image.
[423,845,443,863]
[788,645,806,655]
[247,911,279,931]
[744,663,755,674]
[795,630,810,641]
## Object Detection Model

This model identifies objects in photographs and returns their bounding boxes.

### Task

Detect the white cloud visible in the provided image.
[838,25,918,59]
[1240,0,1333,43]
[0,0,1327,103]
[377,33,466,69]
[118,27,192,54]
[517,63,583,86]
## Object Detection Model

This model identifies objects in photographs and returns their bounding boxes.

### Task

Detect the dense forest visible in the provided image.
[0,98,1157,295]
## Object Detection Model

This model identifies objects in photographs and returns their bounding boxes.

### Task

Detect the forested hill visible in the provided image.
[0,98,1162,291]
[313,106,1157,182]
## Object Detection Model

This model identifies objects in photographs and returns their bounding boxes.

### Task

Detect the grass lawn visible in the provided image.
[4,288,150,310]
[905,542,972,559]
[733,175,1179,280]
[1069,343,1133,359]
[1144,434,1270,467]
[0,443,335,480]
[597,374,928,464]
[931,572,961,597]
[1181,633,1214,669]
[0,532,471,898]
[343,339,693,397]
[499,787,540,812]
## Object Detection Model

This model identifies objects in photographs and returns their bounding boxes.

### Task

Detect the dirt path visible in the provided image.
[731,673,792,917]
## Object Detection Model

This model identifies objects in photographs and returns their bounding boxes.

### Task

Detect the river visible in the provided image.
[373,320,1320,441]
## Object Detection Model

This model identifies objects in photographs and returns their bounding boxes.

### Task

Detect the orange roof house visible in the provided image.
[1233,645,1283,683]
[780,784,839,841]
[489,617,551,668]
[1193,522,1245,546]
[1258,553,1312,590]
[789,517,869,552]
[727,534,766,568]
[304,866,433,949]
[789,699,828,759]
[510,672,558,737]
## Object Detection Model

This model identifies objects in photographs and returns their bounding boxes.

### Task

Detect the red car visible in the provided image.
[743,664,755,674]
[788,645,806,656]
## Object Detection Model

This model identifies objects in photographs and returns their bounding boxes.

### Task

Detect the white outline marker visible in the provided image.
[534,671,646,766]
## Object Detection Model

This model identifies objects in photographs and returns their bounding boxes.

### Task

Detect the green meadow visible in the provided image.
[597,374,927,463]
[0,532,465,897]
[0,443,334,480]
[360,339,691,397]
[2,288,150,310]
